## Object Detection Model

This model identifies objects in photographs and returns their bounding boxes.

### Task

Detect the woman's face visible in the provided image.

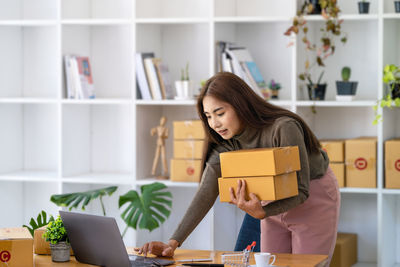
[203,95,243,140]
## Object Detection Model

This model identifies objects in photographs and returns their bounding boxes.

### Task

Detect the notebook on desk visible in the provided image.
[60,211,174,267]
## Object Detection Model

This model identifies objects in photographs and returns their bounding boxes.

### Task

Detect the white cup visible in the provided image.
[254,252,276,267]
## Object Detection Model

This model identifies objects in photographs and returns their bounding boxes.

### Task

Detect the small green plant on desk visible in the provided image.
[373,64,400,124]
[43,216,70,262]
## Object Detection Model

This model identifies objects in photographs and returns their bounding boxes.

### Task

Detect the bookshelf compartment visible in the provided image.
[136,0,209,19]
[384,0,400,14]
[214,0,295,18]
[338,193,377,265]
[135,186,212,250]
[136,23,210,100]
[0,26,58,98]
[382,108,400,140]
[215,22,294,101]
[61,0,132,20]
[61,182,135,245]
[296,20,379,101]
[62,25,132,99]
[296,106,377,139]
[381,194,400,266]
[0,104,59,178]
[0,181,59,228]
[135,105,198,180]
[0,0,57,20]
[383,19,400,66]
[62,104,133,178]
[337,0,378,15]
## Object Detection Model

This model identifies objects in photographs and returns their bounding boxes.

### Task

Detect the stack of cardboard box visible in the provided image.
[385,138,400,188]
[217,146,301,202]
[345,137,377,188]
[320,140,345,187]
[170,120,205,182]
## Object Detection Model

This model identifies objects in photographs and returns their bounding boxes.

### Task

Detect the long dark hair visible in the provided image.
[197,72,321,170]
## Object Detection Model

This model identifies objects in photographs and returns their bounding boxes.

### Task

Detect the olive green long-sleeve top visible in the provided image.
[170,116,329,245]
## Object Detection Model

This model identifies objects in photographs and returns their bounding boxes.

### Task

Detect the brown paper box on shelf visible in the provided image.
[385,139,400,189]
[320,140,344,163]
[330,233,357,267]
[170,159,202,182]
[220,146,300,178]
[330,163,345,188]
[173,120,205,140]
[173,140,204,159]
[218,172,298,202]
[345,137,377,188]
[0,227,33,267]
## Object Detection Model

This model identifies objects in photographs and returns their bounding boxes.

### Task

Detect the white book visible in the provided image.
[144,58,162,100]
[70,56,83,99]
[135,53,153,100]
[64,55,75,99]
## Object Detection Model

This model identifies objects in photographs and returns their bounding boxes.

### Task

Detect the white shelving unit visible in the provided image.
[0,0,399,266]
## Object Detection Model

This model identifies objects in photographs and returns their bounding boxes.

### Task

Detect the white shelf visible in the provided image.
[296,100,377,107]
[135,99,196,106]
[303,14,378,21]
[62,99,132,105]
[383,13,400,19]
[0,171,58,182]
[61,19,132,25]
[135,18,209,24]
[213,16,291,23]
[0,20,57,26]
[136,179,199,188]
[62,173,133,185]
[352,262,378,267]
[382,189,400,195]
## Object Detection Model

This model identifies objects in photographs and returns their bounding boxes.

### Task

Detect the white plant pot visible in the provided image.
[175,80,192,100]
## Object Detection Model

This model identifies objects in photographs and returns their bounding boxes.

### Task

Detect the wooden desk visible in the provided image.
[34,248,328,267]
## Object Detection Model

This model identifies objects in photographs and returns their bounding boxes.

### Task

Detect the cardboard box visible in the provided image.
[34,226,74,256]
[0,227,33,267]
[220,146,300,178]
[330,233,357,267]
[385,139,400,189]
[330,163,345,188]
[320,140,344,163]
[173,140,204,159]
[170,159,202,182]
[173,120,205,140]
[218,172,298,202]
[345,138,377,188]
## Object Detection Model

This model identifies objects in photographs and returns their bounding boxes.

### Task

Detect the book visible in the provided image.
[144,57,163,100]
[135,52,154,100]
[76,56,95,99]
[69,56,84,99]
[153,59,174,99]
[64,55,74,99]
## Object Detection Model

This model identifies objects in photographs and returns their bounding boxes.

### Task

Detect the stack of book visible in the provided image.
[64,55,95,99]
[215,41,269,99]
[136,52,174,100]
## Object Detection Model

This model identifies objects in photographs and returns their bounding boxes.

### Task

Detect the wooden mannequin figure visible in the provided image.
[151,116,169,179]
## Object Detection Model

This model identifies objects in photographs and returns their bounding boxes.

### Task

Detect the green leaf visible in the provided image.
[23,210,55,237]
[395,98,400,107]
[50,186,118,213]
[119,182,172,232]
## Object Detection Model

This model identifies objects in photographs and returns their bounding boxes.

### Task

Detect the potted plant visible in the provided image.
[373,64,400,124]
[358,0,370,14]
[303,71,327,100]
[285,0,347,101]
[395,1,400,13]
[42,215,70,262]
[268,79,281,99]
[336,66,358,101]
[175,62,192,100]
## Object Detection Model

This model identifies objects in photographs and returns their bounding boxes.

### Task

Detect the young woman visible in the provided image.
[136,72,340,266]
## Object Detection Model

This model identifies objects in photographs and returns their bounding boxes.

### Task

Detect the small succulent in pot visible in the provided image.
[336,66,358,101]
[268,79,281,99]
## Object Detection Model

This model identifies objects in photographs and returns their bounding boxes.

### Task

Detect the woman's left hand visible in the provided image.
[229,179,267,219]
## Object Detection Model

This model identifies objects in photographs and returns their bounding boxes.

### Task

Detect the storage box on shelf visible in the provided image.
[384,139,400,188]
[320,140,345,187]
[330,233,358,267]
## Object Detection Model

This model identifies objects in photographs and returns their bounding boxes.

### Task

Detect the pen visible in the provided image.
[182,264,224,267]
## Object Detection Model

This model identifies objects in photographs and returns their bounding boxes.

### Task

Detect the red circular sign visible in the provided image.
[0,251,11,262]
[395,159,400,172]
[355,158,368,170]
[186,167,195,176]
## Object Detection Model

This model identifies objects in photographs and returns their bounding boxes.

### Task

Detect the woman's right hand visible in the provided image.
[134,240,179,257]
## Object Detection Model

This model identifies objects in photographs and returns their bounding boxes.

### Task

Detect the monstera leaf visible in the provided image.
[23,210,55,237]
[50,186,118,216]
[119,182,172,232]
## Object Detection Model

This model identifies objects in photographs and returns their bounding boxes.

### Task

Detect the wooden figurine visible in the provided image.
[151,116,169,179]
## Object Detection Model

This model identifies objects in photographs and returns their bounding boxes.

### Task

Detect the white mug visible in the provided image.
[254,252,276,267]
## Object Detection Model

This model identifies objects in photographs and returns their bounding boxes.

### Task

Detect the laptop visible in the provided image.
[60,211,175,267]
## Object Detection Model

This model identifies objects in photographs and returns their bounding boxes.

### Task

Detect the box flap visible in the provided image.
[0,227,32,240]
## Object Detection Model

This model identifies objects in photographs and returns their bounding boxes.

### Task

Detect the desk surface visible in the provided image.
[34,248,328,267]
